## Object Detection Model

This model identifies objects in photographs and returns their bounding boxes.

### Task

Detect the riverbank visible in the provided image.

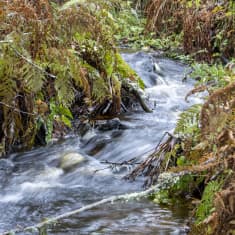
[0,0,150,156]
[128,1,235,234]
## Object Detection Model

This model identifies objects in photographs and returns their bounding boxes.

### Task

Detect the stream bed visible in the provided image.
[0,52,201,235]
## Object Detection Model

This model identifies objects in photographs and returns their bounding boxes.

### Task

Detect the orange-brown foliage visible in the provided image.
[146,0,235,61]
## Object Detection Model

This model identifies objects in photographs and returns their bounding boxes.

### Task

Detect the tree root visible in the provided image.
[131,87,153,113]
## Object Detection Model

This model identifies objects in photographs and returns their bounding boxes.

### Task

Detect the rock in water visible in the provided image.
[59,152,85,170]
[0,159,14,172]
[96,118,128,131]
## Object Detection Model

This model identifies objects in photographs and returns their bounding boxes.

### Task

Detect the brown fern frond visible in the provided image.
[200,81,235,144]
[146,0,183,34]
[185,85,209,102]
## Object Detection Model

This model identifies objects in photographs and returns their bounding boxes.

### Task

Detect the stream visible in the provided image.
[0,52,201,235]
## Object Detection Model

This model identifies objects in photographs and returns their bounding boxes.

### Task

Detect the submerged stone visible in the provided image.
[59,152,85,170]
[96,118,128,131]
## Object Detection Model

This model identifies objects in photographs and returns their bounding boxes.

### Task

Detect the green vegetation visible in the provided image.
[152,174,204,205]
[174,104,202,141]
[112,1,183,52]
[195,180,222,224]
[120,1,235,234]
[0,0,144,155]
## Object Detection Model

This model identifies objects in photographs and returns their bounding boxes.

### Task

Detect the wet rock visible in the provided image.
[95,118,128,131]
[59,153,85,170]
[81,130,97,145]
[111,130,123,138]
[85,137,112,156]
[0,159,14,172]
[73,121,92,137]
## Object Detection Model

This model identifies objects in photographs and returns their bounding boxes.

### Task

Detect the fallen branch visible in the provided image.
[94,150,157,174]
[2,186,159,235]
[125,132,180,187]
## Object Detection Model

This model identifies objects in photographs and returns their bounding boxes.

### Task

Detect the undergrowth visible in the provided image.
[113,2,183,52]
[195,180,222,224]
[0,0,141,155]
[145,0,235,62]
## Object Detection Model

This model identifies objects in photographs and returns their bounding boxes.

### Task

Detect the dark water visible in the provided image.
[0,52,200,234]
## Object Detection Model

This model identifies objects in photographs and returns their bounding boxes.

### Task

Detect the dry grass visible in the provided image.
[146,0,183,35]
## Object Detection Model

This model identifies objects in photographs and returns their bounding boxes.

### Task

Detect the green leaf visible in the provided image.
[61,115,72,128]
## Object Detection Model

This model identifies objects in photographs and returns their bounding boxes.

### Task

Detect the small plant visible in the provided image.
[190,63,234,89]
[196,180,222,224]
[46,101,73,143]
[174,104,202,141]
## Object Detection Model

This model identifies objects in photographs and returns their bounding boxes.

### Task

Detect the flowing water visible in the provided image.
[0,52,201,235]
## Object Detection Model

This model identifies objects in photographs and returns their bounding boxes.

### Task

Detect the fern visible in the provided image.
[46,101,73,143]
[0,0,139,154]
[191,63,233,89]
[92,73,110,103]
[174,104,202,139]
[196,180,222,224]
[19,61,45,93]
[55,72,74,107]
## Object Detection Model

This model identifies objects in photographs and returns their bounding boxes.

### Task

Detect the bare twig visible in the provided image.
[100,158,141,166]
[9,45,56,79]
[0,101,36,116]
[94,159,141,173]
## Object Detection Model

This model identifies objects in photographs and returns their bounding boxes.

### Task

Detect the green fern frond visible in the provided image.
[174,104,202,138]
[55,72,75,107]
[196,180,222,224]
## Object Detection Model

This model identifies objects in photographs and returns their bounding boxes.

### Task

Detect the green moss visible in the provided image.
[92,76,110,103]
[151,174,204,205]
[115,53,137,79]
[152,190,172,204]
